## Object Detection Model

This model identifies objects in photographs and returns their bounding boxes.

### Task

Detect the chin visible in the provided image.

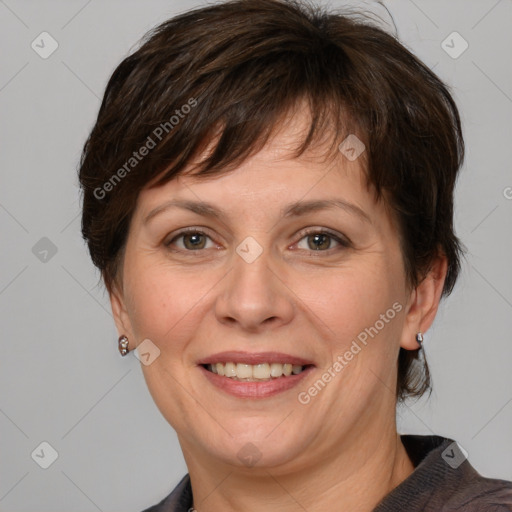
[202,422,309,470]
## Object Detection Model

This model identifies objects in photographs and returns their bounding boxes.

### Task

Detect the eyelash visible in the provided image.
[164,227,351,254]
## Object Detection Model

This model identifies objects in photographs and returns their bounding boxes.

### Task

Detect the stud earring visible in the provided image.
[118,335,129,356]
[416,332,423,349]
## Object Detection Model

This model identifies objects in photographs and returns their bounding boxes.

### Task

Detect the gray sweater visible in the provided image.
[142,435,512,511]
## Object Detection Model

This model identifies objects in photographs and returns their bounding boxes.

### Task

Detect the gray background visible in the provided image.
[1,0,511,510]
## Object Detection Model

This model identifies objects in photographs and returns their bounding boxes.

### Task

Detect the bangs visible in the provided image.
[144,46,367,189]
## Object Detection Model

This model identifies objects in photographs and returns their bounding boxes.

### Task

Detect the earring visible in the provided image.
[118,335,129,356]
[416,332,423,349]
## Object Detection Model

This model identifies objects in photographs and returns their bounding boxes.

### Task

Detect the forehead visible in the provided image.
[137,108,373,213]
[132,158,386,247]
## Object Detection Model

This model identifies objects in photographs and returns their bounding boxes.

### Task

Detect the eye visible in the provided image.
[164,227,350,253]
[165,229,216,251]
[295,229,350,252]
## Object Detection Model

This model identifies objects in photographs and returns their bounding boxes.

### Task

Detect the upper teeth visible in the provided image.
[208,362,304,380]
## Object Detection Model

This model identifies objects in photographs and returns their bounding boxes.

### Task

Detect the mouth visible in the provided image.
[202,362,311,381]
[198,351,315,398]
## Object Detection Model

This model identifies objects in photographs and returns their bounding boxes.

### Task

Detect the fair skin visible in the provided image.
[110,112,447,512]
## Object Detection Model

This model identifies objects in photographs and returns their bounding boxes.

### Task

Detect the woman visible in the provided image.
[78,0,512,510]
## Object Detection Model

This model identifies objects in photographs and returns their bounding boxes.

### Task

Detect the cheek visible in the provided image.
[123,256,219,349]
[304,262,405,403]
[306,262,401,342]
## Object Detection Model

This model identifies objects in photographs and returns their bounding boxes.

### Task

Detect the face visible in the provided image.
[111,114,433,474]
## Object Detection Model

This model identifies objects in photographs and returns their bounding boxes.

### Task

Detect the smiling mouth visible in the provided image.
[203,362,312,381]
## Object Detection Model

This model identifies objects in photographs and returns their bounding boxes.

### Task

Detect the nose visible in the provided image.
[214,244,295,333]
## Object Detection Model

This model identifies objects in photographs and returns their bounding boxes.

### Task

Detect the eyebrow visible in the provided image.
[143,198,372,225]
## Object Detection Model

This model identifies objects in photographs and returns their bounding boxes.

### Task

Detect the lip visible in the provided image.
[197,351,315,366]
[199,364,315,399]
[197,351,316,399]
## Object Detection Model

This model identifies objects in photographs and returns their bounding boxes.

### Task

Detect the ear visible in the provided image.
[109,281,135,341]
[400,252,448,350]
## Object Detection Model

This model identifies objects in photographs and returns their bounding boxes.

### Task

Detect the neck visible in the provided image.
[182,425,415,512]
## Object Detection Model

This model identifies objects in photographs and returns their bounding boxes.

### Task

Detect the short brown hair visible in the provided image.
[79,0,465,402]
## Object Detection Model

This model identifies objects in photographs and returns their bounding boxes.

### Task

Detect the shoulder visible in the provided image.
[443,473,512,511]
[381,435,512,512]
[140,474,192,512]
